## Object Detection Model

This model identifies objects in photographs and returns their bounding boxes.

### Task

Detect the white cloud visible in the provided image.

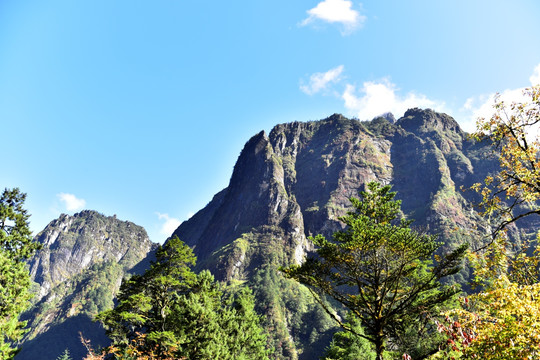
[300,65,344,95]
[459,63,540,133]
[461,87,539,138]
[462,97,475,111]
[157,212,181,237]
[341,78,444,120]
[301,0,366,35]
[57,193,86,212]
[530,63,540,85]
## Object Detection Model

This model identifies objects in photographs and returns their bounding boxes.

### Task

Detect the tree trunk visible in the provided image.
[375,332,385,360]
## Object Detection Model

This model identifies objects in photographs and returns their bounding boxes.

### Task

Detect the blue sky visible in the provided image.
[1,0,539,243]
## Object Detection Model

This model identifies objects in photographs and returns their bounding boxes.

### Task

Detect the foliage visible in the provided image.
[435,86,540,359]
[250,264,336,360]
[282,182,467,360]
[471,85,540,240]
[97,236,270,359]
[436,276,540,359]
[56,348,73,360]
[0,188,40,359]
[0,188,40,261]
[82,332,178,360]
[322,313,376,360]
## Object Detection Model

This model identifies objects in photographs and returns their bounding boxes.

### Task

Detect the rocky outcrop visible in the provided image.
[175,110,495,273]
[172,110,536,359]
[19,211,155,360]
[29,211,153,301]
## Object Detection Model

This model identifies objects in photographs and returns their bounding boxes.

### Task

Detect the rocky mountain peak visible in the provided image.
[398,107,463,136]
[325,113,348,121]
[171,110,505,359]
[229,130,270,187]
[19,211,156,360]
[29,210,153,301]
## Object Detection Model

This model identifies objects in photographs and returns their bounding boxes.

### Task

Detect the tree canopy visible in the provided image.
[282,182,467,360]
[0,188,40,359]
[436,86,540,359]
[471,85,540,239]
[96,236,270,360]
[322,313,375,360]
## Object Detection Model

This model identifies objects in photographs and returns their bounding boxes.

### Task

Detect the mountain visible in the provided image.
[18,109,537,360]
[18,211,156,360]
[172,110,536,359]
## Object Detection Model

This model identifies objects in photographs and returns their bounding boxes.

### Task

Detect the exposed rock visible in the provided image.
[19,211,156,360]
[20,110,538,360]
[172,110,536,359]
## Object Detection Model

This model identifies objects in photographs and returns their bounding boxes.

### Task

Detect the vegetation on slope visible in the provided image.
[95,236,270,360]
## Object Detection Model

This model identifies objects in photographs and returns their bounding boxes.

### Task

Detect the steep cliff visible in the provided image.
[18,110,537,360]
[172,110,534,359]
[18,211,155,360]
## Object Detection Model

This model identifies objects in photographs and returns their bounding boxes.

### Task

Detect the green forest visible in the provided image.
[1,87,540,359]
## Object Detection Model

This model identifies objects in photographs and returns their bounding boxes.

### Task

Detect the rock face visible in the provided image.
[172,110,536,359]
[18,110,537,360]
[175,111,494,275]
[19,211,155,360]
[29,210,152,302]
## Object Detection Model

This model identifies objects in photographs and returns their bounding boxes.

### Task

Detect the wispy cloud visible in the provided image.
[57,193,86,212]
[301,0,366,35]
[157,212,181,237]
[530,63,540,85]
[300,65,344,95]
[342,78,445,120]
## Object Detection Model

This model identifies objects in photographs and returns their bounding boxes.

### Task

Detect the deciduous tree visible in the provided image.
[436,277,540,359]
[436,86,540,359]
[471,85,540,240]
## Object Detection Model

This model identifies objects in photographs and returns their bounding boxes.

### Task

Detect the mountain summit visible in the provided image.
[19,211,155,360]
[171,110,516,359]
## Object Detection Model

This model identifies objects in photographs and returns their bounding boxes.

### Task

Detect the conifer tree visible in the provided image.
[322,313,375,360]
[282,182,467,360]
[0,188,40,359]
[56,348,72,360]
[97,236,270,359]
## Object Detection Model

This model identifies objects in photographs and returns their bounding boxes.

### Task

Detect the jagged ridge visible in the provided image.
[19,211,156,360]
[172,110,526,359]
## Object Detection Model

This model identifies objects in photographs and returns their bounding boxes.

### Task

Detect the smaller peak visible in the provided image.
[74,209,96,216]
[72,210,105,219]
[253,129,266,138]
[403,107,430,118]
